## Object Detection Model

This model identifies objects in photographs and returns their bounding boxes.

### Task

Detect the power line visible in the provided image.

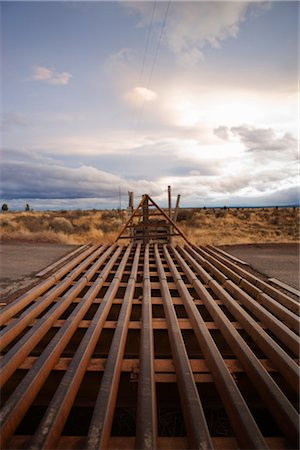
[147,0,171,88]
[134,0,171,137]
[137,1,157,87]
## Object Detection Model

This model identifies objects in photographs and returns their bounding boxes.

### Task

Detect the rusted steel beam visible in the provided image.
[86,244,141,450]
[203,246,299,332]
[0,244,114,388]
[179,245,299,444]
[208,245,248,265]
[0,245,123,448]
[27,245,131,450]
[136,244,157,450]
[223,280,299,356]
[0,244,109,351]
[202,245,299,314]
[154,244,213,450]
[179,245,299,391]
[0,243,101,326]
[147,197,190,245]
[11,355,283,374]
[173,195,181,222]
[27,247,130,448]
[268,278,300,297]
[35,243,91,277]
[165,245,268,450]
[115,195,147,242]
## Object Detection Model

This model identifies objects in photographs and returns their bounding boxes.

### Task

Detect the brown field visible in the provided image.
[0,207,299,246]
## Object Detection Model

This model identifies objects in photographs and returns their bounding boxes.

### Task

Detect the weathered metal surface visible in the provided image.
[0,242,299,450]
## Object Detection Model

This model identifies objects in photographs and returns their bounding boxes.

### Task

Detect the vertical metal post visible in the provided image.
[168,185,172,219]
[174,194,181,222]
[142,195,149,244]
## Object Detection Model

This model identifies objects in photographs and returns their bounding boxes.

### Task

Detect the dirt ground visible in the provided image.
[0,241,299,303]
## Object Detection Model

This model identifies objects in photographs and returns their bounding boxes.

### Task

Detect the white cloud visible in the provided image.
[30,66,72,85]
[124,2,268,65]
[124,86,157,106]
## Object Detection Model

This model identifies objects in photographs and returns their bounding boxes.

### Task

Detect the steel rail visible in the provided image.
[179,245,299,391]
[0,245,124,448]
[154,244,213,450]
[184,246,299,357]
[36,243,91,277]
[28,244,132,450]
[87,244,141,450]
[178,245,299,443]
[203,246,299,332]
[0,244,108,351]
[223,280,299,356]
[203,245,299,314]
[0,244,113,388]
[165,245,269,449]
[0,243,101,326]
[136,244,157,450]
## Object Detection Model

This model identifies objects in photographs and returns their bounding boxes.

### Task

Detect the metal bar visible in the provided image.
[190,246,300,352]
[12,356,286,375]
[0,244,112,387]
[115,195,146,242]
[268,278,300,297]
[173,194,181,222]
[165,244,268,450]
[0,245,123,448]
[27,245,131,450]
[179,245,299,444]
[35,243,91,277]
[0,243,101,327]
[179,245,299,391]
[168,185,172,220]
[87,244,141,450]
[207,245,249,265]
[154,244,213,450]
[202,245,299,314]
[136,244,157,450]
[0,244,108,352]
[223,280,299,356]
[204,246,299,329]
[147,196,191,245]
[142,196,149,245]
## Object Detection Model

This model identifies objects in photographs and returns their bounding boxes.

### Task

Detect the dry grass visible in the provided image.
[0,207,299,246]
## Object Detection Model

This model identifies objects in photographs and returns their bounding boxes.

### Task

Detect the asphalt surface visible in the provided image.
[0,241,299,302]
[220,243,299,290]
[0,242,77,300]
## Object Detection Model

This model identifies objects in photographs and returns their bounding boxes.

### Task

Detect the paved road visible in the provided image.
[0,241,299,302]
[0,242,77,300]
[220,243,299,290]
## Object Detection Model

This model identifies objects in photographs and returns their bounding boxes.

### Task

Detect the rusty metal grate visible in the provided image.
[0,242,299,449]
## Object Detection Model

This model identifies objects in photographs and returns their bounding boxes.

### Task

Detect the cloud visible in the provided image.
[214,124,297,154]
[0,148,161,200]
[1,112,30,130]
[124,2,269,65]
[124,86,157,106]
[30,66,72,85]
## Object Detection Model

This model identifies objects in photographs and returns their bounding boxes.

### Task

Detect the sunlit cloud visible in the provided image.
[124,86,158,106]
[30,66,72,85]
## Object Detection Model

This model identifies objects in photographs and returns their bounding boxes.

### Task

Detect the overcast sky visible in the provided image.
[1,1,299,210]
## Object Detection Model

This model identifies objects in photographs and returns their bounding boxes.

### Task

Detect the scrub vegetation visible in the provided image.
[0,207,299,246]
